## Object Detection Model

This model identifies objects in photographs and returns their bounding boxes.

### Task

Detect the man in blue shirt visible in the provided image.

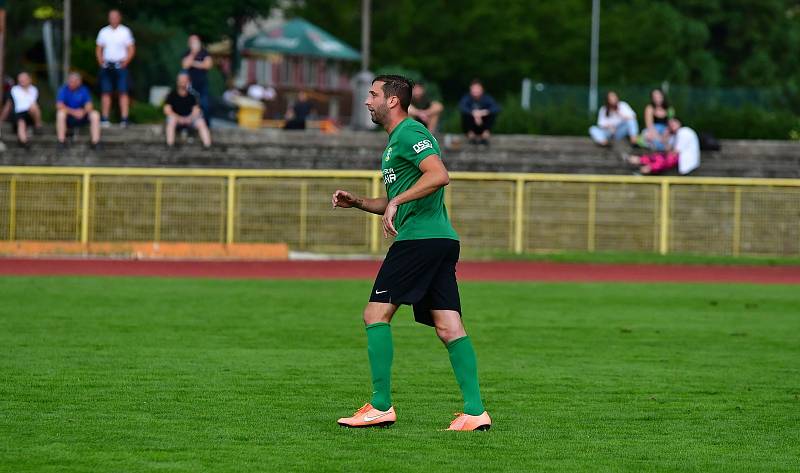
[56,73,102,150]
[458,79,501,145]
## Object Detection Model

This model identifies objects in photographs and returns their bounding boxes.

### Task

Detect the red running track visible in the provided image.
[1,258,800,284]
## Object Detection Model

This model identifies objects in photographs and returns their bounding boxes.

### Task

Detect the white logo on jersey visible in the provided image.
[412,139,433,154]
[385,147,392,161]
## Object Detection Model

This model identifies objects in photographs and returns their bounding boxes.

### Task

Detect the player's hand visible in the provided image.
[332,189,358,209]
[382,200,398,238]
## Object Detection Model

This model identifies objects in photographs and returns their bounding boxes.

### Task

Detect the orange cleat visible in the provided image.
[446,411,492,431]
[337,403,396,428]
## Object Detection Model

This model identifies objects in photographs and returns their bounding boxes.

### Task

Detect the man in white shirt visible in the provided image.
[95,9,135,128]
[10,72,41,148]
[669,118,701,175]
[626,117,700,175]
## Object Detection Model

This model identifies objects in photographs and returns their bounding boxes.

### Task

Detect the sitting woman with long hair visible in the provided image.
[640,88,675,150]
[589,91,638,147]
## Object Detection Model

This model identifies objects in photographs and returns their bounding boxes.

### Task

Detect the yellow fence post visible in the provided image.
[80,172,91,244]
[514,178,525,254]
[659,180,670,255]
[8,176,16,240]
[370,174,381,253]
[732,187,742,256]
[587,184,597,252]
[154,178,163,242]
[226,174,236,244]
[299,181,308,249]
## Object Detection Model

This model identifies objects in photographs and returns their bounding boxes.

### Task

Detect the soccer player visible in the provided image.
[331,75,491,431]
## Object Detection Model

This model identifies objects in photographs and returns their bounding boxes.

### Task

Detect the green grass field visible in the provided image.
[1,276,799,472]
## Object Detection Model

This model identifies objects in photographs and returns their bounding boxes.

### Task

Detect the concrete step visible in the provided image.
[1,124,799,178]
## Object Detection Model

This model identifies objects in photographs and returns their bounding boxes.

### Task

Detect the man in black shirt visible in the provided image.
[408,82,443,131]
[181,34,212,123]
[283,90,315,130]
[163,72,212,148]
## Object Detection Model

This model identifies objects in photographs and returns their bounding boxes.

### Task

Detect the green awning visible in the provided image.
[242,18,360,61]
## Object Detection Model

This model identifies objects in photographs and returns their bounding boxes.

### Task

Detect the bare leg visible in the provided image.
[56,110,67,142]
[195,118,212,147]
[363,302,398,326]
[28,104,43,127]
[89,111,101,144]
[17,119,27,143]
[431,310,468,344]
[0,101,11,122]
[119,94,129,119]
[165,117,177,146]
[101,94,111,119]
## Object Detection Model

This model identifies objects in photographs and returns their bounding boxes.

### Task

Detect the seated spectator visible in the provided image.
[589,91,638,146]
[10,72,42,148]
[409,82,444,131]
[459,79,501,145]
[163,72,211,149]
[626,117,699,175]
[640,88,674,150]
[283,90,315,130]
[56,72,102,150]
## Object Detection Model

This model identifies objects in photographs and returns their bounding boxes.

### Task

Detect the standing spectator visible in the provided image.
[96,9,135,128]
[283,91,315,130]
[10,72,42,148]
[181,34,213,124]
[589,91,638,146]
[459,79,501,145]
[409,82,444,131]
[163,72,212,149]
[56,72,102,150]
[640,88,674,150]
[626,117,699,175]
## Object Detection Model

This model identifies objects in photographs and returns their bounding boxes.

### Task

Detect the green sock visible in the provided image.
[366,322,393,411]
[447,336,485,415]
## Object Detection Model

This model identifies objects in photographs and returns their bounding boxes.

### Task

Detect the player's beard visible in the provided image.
[370,102,390,125]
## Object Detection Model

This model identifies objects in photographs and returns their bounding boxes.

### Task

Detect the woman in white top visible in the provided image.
[10,72,42,147]
[589,91,639,146]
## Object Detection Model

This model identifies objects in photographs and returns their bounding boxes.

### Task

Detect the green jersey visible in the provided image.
[381,118,459,241]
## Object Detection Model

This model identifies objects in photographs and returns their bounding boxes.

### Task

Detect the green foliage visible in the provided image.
[128,101,163,124]
[290,0,800,138]
[2,276,799,471]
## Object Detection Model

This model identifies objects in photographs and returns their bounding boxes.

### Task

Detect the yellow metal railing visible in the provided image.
[1,166,800,257]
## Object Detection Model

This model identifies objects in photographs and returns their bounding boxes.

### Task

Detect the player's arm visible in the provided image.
[382,155,449,237]
[332,190,388,215]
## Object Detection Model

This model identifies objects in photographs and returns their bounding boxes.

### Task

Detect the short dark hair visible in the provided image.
[470,78,483,86]
[372,74,413,111]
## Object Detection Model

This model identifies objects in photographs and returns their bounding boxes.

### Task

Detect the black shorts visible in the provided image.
[14,111,34,126]
[369,238,462,326]
[67,115,90,128]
